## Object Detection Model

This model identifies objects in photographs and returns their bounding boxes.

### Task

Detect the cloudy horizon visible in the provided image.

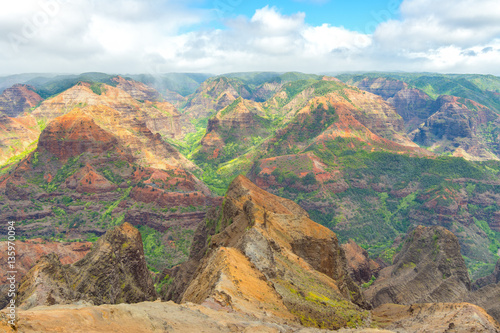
[1,0,500,76]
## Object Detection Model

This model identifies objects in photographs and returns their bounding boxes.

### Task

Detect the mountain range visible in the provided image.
[1,71,500,331]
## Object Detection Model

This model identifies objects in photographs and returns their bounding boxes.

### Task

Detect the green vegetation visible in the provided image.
[90,82,106,95]
[40,154,84,192]
[336,72,500,111]
[361,276,377,289]
[100,187,132,225]
[473,217,500,256]
[0,142,38,176]
[138,225,195,271]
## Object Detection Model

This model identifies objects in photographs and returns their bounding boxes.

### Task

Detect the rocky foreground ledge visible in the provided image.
[1,300,499,333]
[1,177,500,332]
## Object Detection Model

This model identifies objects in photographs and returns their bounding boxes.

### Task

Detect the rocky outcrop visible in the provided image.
[342,240,382,285]
[183,77,252,120]
[37,109,119,160]
[346,77,436,132]
[343,88,412,146]
[207,98,266,135]
[0,239,91,309]
[267,94,429,159]
[373,302,500,332]
[198,98,271,160]
[0,84,42,117]
[387,88,434,130]
[353,78,408,100]
[365,226,471,307]
[65,164,118,193]
[0,301,384,333]
[473,259,500,290]
[363,224,500,323]
[180,77,253,135]
[112,76,161,102]
[16,223,156,309]
[167,175,370,330]
[31,83,194,170]
[0,113,41,165]
[411,95,500,160]
[467,283,500,324]
[32,81,183,140]
[467,259,500,323]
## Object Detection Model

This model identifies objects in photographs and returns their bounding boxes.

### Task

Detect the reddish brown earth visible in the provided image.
[0,239,91,309]
[345,76,500,160]
[16,223,156,310]
[199,97,270,159]
[0,239,91,285]
[32,81,182,139]
[168,175,370,330]
[112,76,161,102]
[342,240,382,285]
[251,152,342,192]
[66,164,118,193]
[0,113,41,166]
[412,95,500,160]
[32,86,194,171]
[0,107,216,262]
[0,84,42,117]
[37,110,119,160]
[342,77,435,131]
[373,302,500,332]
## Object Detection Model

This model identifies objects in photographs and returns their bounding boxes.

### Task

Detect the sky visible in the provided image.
[0,0,499,76]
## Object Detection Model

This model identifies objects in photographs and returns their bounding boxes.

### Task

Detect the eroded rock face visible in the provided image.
[183,77,251,120]
[0,113,41,165]
[373,302,500,333]
[0,84,42,117]
[365,225,471,307]
[354,78,408,100]
[167,175,370,330]
[112,76,161,102]
[473,259,500,290]
[37,109,118,160]
[411,95,500,160]
[199,97,271,160]
[342,240,382,285]
[0,240,91,309]
[467,259,500,323]
[349,78,435,132]
[387,88,434,130]
[0,301,374,333]
[467,283,500,324]
[17,223,157,309]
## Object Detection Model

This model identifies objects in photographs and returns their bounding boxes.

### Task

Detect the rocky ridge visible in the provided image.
[0,239,91,309]
[411,95,500,160]
[365,226,471,307]
[0,108,218,271]
[167,175,370,330]
[364,225,500,324]
[0,84,42,117]
[0,113,40,166]
[342,240,383,285]
[16,223,156,309]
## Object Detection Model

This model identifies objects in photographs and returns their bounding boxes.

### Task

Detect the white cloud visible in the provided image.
[0,0,210,74]
[150,6,374,74]
[371,0,500,73]
[0,0,499,75]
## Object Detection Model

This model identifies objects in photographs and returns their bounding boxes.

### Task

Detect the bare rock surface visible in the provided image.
[167,175,370,330]
[365,226,471,307]
[16,223,156,309]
